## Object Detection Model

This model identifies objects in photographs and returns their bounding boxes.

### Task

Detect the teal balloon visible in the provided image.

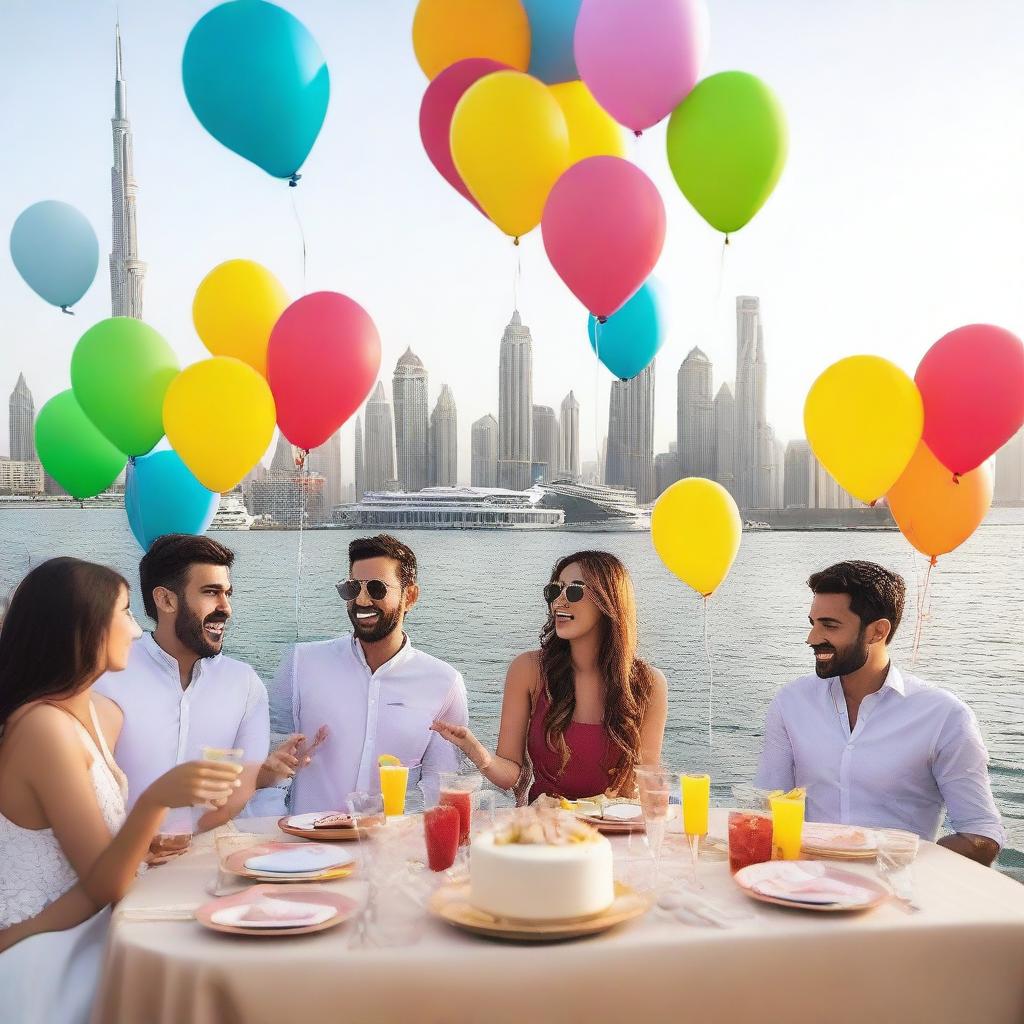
[35,391,127,499]
[71,317,180,457]
[523,0,581,84]
[587,280,664,380]
[10,201,98,310]
[125,450,219,551]
[182,0,330,181]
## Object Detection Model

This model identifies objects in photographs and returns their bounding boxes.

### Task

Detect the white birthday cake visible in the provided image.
[469,810,615,922]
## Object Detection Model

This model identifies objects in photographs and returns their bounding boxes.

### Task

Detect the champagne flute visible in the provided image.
[681,773,710,888]
[635,765,673,892]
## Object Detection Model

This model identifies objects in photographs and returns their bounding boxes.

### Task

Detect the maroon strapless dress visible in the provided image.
[527,689,617,803]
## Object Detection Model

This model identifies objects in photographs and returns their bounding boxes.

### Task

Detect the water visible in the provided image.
[2,507,1021,875]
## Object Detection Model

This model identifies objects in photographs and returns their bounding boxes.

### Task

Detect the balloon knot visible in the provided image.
[869,499,877,508]
[128,455,136,466]
[633,129,642,138]
[513,236,520,247]
[288,173,302,188]
[597,315,608,325]
[724,235,731,246]
[929,556,938,567]
[952,473,960,485]
[60,305,75,316]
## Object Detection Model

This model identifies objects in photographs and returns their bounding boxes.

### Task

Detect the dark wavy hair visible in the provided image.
[808,560,906,644]
[538,550,655,795]
[0,557,128,725]
[139,534,235,621]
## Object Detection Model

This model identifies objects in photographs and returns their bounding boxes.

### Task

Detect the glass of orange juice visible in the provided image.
[770,790,806,860]
[681,773,710,886]
[378,755,409,817]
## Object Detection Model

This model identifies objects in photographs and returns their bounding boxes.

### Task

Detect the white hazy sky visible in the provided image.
[1,0,1022,484]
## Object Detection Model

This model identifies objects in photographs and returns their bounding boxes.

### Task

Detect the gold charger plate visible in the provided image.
[196,885,358,937]
[225,842,357,883]
[734,861,889,913]
[429,881,650,941]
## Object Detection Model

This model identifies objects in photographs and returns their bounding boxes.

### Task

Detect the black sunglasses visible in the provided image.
[544,581,587,605]
[336,579,402,602]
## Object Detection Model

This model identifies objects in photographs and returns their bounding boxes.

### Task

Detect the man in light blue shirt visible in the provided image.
[756,560,1004,865]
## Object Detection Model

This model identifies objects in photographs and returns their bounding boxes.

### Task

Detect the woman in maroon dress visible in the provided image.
[431,551,668,802]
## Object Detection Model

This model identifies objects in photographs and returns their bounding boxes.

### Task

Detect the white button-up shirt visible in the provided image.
[273,634,469,815]
[755,665,1005,845]
[94,632,270,810]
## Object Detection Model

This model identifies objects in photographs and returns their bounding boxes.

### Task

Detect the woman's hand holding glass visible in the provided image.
[140,759,242,812]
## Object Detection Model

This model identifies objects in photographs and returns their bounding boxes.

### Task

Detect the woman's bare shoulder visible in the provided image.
[506,651,542,692]
[91,694,124,743]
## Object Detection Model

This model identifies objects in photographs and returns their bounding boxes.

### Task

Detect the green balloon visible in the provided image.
[35,390,127,499]
[665,71,788,235]
[70,317,179,455]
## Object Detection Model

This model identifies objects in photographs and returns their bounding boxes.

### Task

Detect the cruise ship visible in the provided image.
[538,481,651,531]
[333,487,564,530]
[209,494,255,531]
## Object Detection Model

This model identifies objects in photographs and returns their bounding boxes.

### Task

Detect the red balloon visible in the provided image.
[915,324,1024,475]
[541,156,666,320]
[267,292,381,451]
[419,58,510,212]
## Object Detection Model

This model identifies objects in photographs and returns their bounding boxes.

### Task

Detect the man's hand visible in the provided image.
[256,726,329,789]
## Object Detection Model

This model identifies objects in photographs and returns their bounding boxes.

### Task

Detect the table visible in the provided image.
[93,813,1024,1024]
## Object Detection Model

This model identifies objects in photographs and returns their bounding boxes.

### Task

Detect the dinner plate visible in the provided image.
[278,813,365,842]
[429,881,650,941]
[225,843,357,883]
[800,823,877,860]
[196,885,357,937]
[575,803,646,834]
[733,861,889,913]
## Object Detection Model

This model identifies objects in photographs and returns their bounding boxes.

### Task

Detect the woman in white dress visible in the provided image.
[0,557,243,1022]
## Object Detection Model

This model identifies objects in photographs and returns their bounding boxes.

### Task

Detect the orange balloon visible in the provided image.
[412,0,530,79]
[887,441,993,561]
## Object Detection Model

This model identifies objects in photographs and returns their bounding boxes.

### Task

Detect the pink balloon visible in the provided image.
[574,0,706,133]
[267,292,381,452]
[916,324,1024,476]
[419,58,510,211]
[542,156,665,320]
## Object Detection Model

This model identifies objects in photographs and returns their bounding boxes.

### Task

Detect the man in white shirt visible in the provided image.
[756,560,1004,865]
[268,533,469,815]
[95,534,270,831]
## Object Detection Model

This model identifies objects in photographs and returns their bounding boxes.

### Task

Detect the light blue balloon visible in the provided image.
[124,450,219,551]
[182,0,330,181]
[523,0,582,84]
[9,200,98,310]
[588,280,665,380]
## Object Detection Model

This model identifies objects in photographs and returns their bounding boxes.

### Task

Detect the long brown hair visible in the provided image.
[538,550,655,794]
[0,557,128,725]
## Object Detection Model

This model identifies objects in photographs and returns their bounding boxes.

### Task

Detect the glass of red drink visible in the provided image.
[423,805,461,871]
[438,772,494,847]
[728,810,774,874]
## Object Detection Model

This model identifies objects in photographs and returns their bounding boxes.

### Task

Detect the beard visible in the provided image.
[348,601,403,643]
[811,630,869,678]
[175,602,227,659]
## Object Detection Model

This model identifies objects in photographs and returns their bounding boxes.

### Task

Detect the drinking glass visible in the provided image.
[635,765,673,890]
[875,828,920,911]
[423,805,461,872]
[680,773,710,887]
[210,829,264,896]
[727,810,774,874]
[200,746,245,809]
[438,771,495,847]
[347,791,387,833]
[770,792,806,860]
[149,806,194,864]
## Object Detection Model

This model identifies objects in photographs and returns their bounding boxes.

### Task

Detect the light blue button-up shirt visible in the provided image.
[755,665,1005,846]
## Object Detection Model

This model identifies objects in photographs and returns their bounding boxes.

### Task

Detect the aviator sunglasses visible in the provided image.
[543,580,587,605]
[336,579,402,602]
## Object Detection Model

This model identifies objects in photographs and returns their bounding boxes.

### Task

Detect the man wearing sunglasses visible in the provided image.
[268,533,469,815]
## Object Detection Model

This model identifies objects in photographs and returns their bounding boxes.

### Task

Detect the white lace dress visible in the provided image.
[0,702,129,1024]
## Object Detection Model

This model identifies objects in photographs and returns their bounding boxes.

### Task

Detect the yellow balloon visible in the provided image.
[804,356,923,505]
[651,478,742,597]
[412,0,530,79]
[163,357,276,493]
[193,260,289,377]
[550,81,626,165]
[451,71,570,239]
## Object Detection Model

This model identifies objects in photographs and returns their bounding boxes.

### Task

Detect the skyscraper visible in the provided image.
[995,428,1024,503]
[109,25,145,319]
[8,373,35,461]
[559,391,580,482]
[734,297,771,510]
[784,440,815,509]
[307,430,342,512]
[429,384,458,486]
[531,405,560,484]
[655,443,679,497]
[497,311,533,490]
[471,414,498,487]
[713,383,736,497]
[270,431,295,473]
[365,381,397,492]
[393,348,429,492]
[353,415,365,499]
[606,363,656,503]
[677,347,714,478]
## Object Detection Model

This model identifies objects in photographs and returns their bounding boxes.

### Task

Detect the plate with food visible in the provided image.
[278,812,364,842]
[196,886,358,936]
[734,861,888,913]
[225,842,357,882]
[560,796,647,834]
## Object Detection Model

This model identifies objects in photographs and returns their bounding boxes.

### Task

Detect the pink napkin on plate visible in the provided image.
[749,862,876,904]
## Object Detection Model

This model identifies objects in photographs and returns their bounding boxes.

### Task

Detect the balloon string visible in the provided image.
[911,556,936,665]
[512,246,522,311]
[289,187,308,295]
[703,596,714,749]
[293,461,307,642]
[593,317,602,481]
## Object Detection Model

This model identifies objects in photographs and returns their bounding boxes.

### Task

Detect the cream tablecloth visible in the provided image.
[92,814,1024,1024]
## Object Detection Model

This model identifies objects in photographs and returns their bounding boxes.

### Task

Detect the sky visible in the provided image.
[1,0,1022,485]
